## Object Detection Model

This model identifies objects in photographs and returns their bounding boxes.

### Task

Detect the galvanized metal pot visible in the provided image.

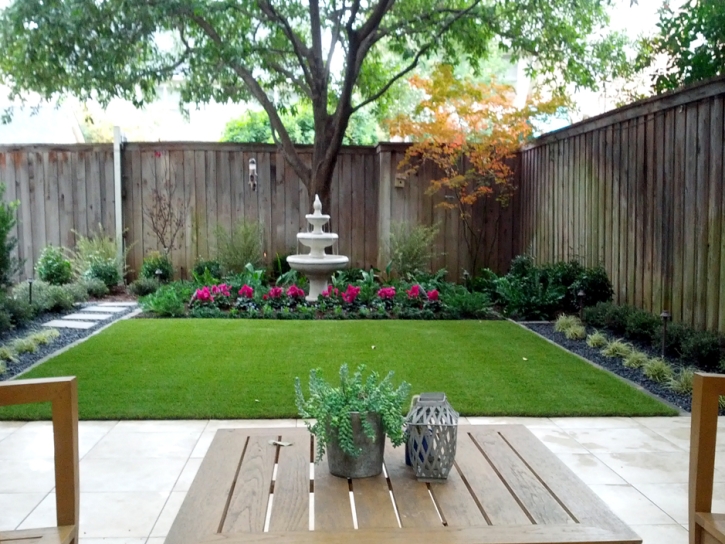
[326,412,384,478]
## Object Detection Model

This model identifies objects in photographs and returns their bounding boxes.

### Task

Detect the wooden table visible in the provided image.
[165,425,641,544]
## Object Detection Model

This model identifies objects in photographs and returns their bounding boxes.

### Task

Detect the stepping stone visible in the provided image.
[64,313,113,321]
[97,302,138,307]
[82,306,128,313]
[43,319,95,330]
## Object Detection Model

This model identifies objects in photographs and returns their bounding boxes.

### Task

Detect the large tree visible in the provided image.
[0,0,626,210]
[636,0,725,93]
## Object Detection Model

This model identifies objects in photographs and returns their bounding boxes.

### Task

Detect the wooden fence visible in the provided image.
[518,76,725,333]
[0,142,516,284]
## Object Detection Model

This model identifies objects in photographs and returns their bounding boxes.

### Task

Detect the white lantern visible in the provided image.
[405,392,459,481]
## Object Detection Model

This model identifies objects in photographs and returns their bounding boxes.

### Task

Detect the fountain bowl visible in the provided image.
[287,254,349,301]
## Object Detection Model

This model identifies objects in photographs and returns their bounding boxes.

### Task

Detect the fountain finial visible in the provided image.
[313,194,322,215]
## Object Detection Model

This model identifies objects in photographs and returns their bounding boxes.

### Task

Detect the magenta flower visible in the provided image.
[377,286,396,300]
[406,284,422,299]
[194,286,214,303]
[262,294,269,301]
[239,284,254,298]
[321,286,339,298]
[342,285,360,304]
[268,287,284,299]
[287,285,305,298]
[426,289,439,302]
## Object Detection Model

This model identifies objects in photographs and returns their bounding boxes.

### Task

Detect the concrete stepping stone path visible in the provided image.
[43,319,95,329]
[81,306,128,313]
[41,303,138,329]
[97,302,138,307]
[63,312,114,320]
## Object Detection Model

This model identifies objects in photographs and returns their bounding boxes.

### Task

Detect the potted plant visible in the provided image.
[295,364,411,478]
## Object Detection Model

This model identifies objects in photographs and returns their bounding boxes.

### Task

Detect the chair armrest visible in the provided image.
[0,377,79,531]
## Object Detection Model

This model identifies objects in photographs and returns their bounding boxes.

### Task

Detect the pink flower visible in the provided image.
[239,285,254,298]
[211,283,231,298]
[406,284,422,299]
[426,289,439,302]
[377,286,396,300]
[287,285,305,298]
[268,287,284,299]
[194,286,214,302]
[262,294,269,301]
[321,286,339,298]
[342,285,360,304]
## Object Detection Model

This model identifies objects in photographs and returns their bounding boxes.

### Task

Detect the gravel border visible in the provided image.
[0,303,138,381]
[522,321,692,414]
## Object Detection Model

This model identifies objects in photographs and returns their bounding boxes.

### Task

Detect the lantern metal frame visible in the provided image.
[405,392,459,481]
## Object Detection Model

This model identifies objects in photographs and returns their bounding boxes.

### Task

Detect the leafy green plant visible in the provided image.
[494,270,565,320]
[601,339,633,358]
[63,282,89,303]
[35,245,72,285]
[387,222,439,277]
[12,280,75,313]
[0,308,12,334]
[68,224,127,281]
[0,345,17,363]
[508,255,535,278]
[141,251,174,282]
[80,277,109,298]
[83,258,120,288]
[643,357,674,383]
[586,331,608,348]
[554,315,581,333]
[564,324,586,340]
[623,351,649,369]
[214,219,265,274]
[669,367,696,395]
[440,287,492,319]
[12,336,37,354]
[295,364,411,461]
[570,265,613,308]
[140,285,186,317]
[29,328,60,346]
[0,184,22,289]
[624,308,661,344]
[130,277,160,297]
[0,295,33,327]
[193,258,222,279]
[681,330,723,372]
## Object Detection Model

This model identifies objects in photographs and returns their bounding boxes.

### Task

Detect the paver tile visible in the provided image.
[63,312,114,320]
[43,319,94,329]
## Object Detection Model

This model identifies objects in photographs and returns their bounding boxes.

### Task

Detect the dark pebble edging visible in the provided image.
[523,322,694,414]
[0,304,137,382]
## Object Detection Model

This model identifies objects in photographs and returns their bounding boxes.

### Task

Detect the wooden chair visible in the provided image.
[691,372,725,544]
[0,377,79,544]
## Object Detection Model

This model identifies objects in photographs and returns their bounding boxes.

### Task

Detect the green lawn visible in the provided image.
[0,320,677,419]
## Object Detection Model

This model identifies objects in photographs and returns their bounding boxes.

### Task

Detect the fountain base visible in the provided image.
[286,255,349,301]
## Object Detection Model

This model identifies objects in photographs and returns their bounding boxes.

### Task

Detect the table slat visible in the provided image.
[454,431,531,526]
[383,441,441,528]
[428,463,488,528]
[352,472,399,529]
[313,454,354,531]
[166,430,249,544]
[269,434,310,533]
[497,426,641,540]
[471,428,573,525]
[222,435,278,533]
[198,524,642,544]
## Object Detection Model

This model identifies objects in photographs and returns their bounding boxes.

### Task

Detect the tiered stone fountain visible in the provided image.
[287,195,349,301]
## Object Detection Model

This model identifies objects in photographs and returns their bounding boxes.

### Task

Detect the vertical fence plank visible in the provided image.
[644,114,655,313]
[257,151,272,260]
[707,98,723,332]
[695,100,711,330]
[682,104,699,326]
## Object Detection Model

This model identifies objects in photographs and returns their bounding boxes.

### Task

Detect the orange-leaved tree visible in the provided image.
[387,64,564,274]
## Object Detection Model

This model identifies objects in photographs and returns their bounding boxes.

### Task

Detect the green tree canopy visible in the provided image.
[637,0,725,93]
[0,0,630,209]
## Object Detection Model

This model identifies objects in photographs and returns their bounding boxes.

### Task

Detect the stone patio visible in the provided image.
[1,415,716,544]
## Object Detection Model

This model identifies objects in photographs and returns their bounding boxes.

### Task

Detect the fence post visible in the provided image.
[113,127,125,277]
[377,145,392,269]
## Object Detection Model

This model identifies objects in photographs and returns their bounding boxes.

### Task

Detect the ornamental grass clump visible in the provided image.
[643,357,674,383]
[586,331,608,348]
[565,324,586,340]
[669,367,696,395]
[601,339,633,358]
[623,350,649,369]
[29,329,60,346]
[295,364,411,461]
[12,336,37,354]
[0,345,17,363]
[554,314,581,333]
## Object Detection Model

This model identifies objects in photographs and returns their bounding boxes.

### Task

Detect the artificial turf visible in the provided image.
[0,319,677,419]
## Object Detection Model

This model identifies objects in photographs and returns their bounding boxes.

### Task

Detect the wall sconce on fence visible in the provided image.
[249,158,257,191]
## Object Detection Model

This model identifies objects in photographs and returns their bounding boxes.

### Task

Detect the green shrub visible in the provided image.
[45,285,76,312]
[0,346,17,363]
[681,330,723,371]
[554,315,581,333]
[214,219,265,274]
[669,367,696,395]
[468,268,498,297]
[583,302,612,328]
[130,277,160,297]
[36,245,73,285]
[586,331,608,348]
[15,281,77,313]
[83,258,121,288]
[571,266,614,308]
[643,357,674,383]
[601,339,633,358]
[81,277,109,298]
[63,282,89,303]
[441,288,492,319]
[494,270,565,320]
[0,309,12,334]
[623,351,649,369]
[0,184,23,289]
[193,258,222,279]
[387,222,439,277]
[12,336,37,354]
[140,285,186,317]
[1,295,33,327]
[29,329,60,346]
[564,324,586,340]
[141,251,174,282]
[624,309,661,344]
[508,255,535,278]
[69,224,127,283]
